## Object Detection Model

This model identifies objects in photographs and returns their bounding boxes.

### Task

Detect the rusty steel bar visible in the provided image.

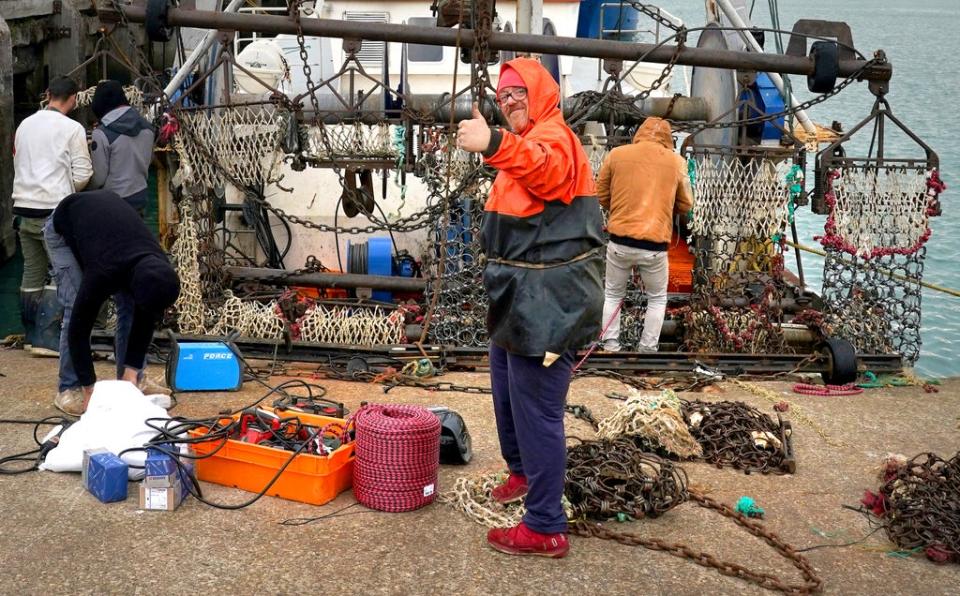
[102,4,892,81]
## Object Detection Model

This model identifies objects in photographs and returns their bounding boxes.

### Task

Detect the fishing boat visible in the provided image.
[52,1,951,380]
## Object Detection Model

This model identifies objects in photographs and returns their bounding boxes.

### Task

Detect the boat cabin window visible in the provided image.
[407,17,444,62]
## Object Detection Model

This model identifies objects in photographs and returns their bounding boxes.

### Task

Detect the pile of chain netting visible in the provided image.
[566,437,689,520]
[872,452,960,564]
[596,389,703,458]
[817,165,941,363]
[681,399,792,475]
[682,147,803,354]
[444,389,820,593]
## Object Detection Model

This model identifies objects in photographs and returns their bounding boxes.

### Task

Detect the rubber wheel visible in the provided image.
[819,337,858,385]
[145,0,175,43]
[808,40,839,93]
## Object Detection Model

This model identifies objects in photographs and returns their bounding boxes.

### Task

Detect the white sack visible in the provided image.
[40,380,170,479]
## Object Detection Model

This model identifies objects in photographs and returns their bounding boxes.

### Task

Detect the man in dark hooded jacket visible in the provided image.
[89,80,155,210]
[458,58,604,558]
[46,190,180,416]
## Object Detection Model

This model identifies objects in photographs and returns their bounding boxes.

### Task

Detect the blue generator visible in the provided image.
[166,341,244,392]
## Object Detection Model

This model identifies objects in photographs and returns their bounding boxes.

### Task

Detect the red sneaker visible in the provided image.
[491,473,528,504]
[487,522,569,558]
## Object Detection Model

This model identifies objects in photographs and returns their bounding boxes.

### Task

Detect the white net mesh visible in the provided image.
[302,122,398,160]
[596,389,703,458]
[74,85,145,112]
[298,304,405,345]
[209,291,286,340]
[169,200,208,334]
[827,166,930,255]
[173,103,287,190]
[691,155,794,240]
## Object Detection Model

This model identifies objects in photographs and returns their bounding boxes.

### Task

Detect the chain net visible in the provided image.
[682,146,802,353]
[681,399,792,475]
[173,102,288,191]
[875,451,960,564]
[817,165,938,363]
[301,122,399,161]
[422,131,492,347]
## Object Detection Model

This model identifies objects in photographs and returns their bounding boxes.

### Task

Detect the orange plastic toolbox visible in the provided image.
[188,407,354,506]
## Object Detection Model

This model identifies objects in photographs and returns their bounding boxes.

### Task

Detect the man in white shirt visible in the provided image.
[12,77,93,357]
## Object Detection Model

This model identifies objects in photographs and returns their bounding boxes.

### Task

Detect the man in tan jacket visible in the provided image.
[596,117,694,351]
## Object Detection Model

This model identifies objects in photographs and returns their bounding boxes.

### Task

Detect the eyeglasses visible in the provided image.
[496,87,528,105]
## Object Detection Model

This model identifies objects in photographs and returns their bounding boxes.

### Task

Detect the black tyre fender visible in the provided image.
[819,337,858,385]
[145,0,176,43]
[808,40,839,93]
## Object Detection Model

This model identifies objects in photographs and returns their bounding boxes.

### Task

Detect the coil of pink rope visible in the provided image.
[352,404,441,512]
[792,383,864,396]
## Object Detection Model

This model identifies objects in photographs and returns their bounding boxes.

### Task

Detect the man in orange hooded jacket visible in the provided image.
[458,58,604,558]
[596,117,693,352]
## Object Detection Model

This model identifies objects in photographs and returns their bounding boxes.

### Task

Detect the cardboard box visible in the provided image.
[86,452,129,503]
[143,471,179,488]
[139,484,184,511]
[82,448,110,489]
[144,449,177,477]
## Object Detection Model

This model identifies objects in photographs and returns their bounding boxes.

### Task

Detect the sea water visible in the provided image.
[668,0,960,377]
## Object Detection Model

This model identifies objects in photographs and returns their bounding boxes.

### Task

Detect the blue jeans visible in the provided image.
[489,343,574,534]
[43,220,143,391]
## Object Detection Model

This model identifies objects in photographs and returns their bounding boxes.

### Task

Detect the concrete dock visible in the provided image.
[0,348,957,595]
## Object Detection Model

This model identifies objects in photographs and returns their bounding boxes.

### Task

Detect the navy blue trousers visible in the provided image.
[489,343,574,534]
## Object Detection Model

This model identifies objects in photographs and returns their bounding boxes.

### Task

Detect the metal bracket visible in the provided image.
[216,29,234,46]
[53,0,63,15]
[343,38,363,56]
[602,59,623,77]
[786,19,855,62]
[867,50,889,97]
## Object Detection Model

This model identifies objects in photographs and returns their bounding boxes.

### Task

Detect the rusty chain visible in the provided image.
[563,436,821,593]
[674,56,882,134]
[572,490,823,594]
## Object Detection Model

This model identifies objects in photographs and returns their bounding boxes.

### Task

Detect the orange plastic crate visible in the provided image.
[188,407,354,506]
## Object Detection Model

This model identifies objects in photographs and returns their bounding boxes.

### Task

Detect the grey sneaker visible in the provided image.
[54,388,86,417]
[138,375,172,396]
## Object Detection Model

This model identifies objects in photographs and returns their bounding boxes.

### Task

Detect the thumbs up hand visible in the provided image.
[456,102,492,153]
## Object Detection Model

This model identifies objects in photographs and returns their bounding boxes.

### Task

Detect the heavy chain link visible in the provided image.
[674,58,882,134]
[572,491,824,594]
